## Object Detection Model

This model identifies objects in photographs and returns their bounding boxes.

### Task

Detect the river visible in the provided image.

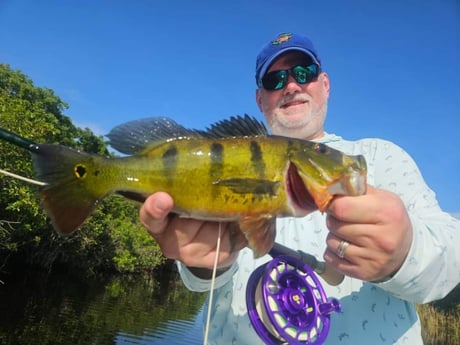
[0,268,206,345]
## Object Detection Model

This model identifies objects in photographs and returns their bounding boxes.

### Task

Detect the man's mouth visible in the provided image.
[281,99,307,108]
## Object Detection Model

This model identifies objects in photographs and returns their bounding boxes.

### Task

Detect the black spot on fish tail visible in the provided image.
[74,164,87,179]
[162,144,178,186]
[249,140,265,178]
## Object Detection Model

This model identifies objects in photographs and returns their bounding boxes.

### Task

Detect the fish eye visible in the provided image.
[314,143,329,154]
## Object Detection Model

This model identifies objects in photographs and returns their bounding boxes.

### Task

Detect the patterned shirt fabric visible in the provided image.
[177,134,460,345]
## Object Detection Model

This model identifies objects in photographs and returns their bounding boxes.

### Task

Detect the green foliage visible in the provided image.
[0,63,165,274]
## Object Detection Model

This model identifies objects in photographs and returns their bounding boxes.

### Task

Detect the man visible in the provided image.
[140,33,460,344]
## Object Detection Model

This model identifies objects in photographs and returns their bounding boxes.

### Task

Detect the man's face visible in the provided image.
[256,51,330,140]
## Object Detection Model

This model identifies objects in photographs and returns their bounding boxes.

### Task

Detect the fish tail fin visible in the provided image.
[31,144,107,234]
[0,127,107,234]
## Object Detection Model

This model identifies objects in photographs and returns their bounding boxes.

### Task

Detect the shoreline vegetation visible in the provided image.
[1,64,459,345]
[417,286,460,345]
[418,307,460,345]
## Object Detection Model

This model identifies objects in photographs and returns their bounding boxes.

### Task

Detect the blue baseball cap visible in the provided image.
[255,32,321,86]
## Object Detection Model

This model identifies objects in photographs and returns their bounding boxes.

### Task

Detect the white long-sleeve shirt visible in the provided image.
[177,134,460,344]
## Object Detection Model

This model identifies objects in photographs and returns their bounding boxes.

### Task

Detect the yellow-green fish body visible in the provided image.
[1,115,367,257]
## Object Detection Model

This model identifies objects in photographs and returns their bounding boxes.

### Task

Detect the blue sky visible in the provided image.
[0,0,459,213]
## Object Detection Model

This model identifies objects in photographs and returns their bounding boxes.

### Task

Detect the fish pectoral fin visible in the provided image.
[215,178,280,196]
[238,215,276,258]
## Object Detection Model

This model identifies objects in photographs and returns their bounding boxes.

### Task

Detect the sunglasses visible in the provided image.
[260,64,321,91]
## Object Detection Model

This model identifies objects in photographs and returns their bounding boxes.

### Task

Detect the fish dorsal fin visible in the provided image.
[205,114,268,138]
[106,114,268,155]
[107,117,203,155]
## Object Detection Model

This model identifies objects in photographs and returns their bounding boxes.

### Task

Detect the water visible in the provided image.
[0,269,206,345]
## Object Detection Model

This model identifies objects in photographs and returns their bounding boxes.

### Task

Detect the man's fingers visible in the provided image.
[327,185,394,224]
[139,192,174,235]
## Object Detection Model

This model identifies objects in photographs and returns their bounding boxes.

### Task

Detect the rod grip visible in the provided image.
[271,242,344,286]
[314,261,345,286]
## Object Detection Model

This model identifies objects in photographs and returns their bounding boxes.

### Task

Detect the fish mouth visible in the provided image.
[286,162,318,214]
[286,156,368,215]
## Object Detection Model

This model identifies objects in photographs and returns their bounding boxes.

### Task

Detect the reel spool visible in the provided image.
[246,255,341,345]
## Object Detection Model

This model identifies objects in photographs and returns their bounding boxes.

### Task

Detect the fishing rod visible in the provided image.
[0,127,40,152]
[246,243,342,345]
[0,128,46,186]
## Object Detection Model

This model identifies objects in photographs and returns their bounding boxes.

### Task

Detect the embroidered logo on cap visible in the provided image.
[271,33,292,45]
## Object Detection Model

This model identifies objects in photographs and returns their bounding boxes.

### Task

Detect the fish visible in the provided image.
[0,115,367,257]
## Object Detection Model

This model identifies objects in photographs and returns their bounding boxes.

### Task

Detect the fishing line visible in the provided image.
[0,168,47,186]
[203,221,222,345]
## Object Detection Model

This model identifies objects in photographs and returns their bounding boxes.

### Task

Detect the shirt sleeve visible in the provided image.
[368,139,460,303]
[176,260,238,292]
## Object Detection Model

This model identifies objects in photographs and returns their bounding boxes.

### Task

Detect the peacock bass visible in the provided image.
[0,115,367,257]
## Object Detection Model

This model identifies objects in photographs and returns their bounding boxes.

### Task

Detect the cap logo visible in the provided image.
[271,33,292,45]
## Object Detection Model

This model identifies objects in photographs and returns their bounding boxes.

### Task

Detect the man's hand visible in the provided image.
[139,192,247,271]
[323,185,413,282]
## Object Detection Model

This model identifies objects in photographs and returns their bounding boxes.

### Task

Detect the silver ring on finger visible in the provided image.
[336,240,350,259]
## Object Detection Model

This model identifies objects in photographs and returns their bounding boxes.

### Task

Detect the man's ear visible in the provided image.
[255,88,263,112]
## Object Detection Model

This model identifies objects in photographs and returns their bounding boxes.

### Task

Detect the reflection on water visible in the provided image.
[0,269,206,345]
[116,310,204,345]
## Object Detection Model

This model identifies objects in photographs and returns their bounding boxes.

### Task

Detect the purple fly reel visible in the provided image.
[246,255,341,345]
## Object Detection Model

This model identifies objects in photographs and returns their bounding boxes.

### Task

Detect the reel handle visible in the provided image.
[271,243,344,286]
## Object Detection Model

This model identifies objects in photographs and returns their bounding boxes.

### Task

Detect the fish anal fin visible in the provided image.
[238,215,276,258]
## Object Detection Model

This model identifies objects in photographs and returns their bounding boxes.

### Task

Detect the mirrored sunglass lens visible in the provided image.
[263,70,287,90]
[294,67,307,83]
[293,65,317,84]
